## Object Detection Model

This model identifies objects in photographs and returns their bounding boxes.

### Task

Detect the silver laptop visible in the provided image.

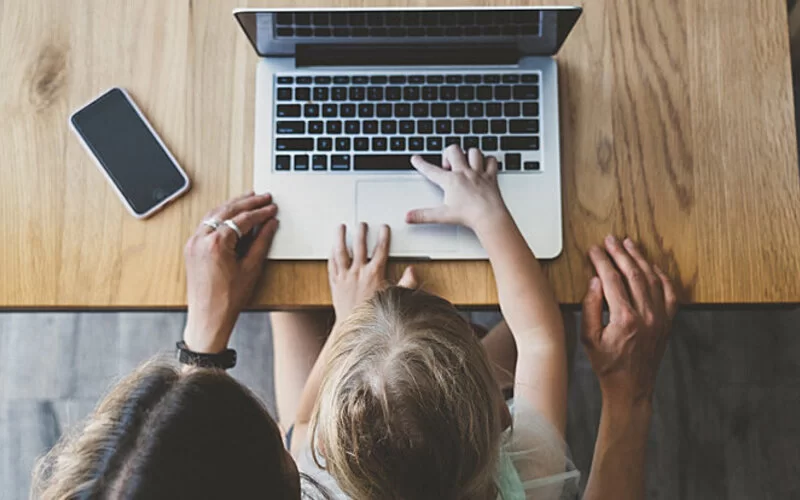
[234,7,581,259]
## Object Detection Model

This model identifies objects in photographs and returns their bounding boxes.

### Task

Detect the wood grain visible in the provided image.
[1,0,798,308]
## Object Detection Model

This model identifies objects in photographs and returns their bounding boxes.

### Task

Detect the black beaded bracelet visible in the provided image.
[176,340,237,370]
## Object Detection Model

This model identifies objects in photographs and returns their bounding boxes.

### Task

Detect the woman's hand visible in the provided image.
[328,223,415,323]
[406,145,510,236]
[581,236,678,407]
[183,192,279,353]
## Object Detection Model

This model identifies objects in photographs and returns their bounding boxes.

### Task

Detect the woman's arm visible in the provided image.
[407,147,567,435]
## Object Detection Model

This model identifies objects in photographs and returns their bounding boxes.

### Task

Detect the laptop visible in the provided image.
[234,7,581,259]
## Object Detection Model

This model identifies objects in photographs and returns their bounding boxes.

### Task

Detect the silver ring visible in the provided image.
[223,219,243,239]
[202,219,221,231]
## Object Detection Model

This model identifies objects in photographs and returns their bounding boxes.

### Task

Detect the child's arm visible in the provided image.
[407,146,567,435]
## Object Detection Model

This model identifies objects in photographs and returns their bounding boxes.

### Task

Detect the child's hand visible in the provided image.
[406,146,510,234]
[328,222,416,322]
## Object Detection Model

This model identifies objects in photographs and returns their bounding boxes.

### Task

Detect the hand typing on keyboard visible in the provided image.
[406,145,510,235]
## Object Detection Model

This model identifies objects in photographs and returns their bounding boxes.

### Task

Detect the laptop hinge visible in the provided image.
[295,44,519,67]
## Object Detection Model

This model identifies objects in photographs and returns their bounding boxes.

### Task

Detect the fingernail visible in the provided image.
[590,276,600,289]
[605,234,616,245]
[623,237,633,248]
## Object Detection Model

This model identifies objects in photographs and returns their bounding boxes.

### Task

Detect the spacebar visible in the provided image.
[353,154,441,171]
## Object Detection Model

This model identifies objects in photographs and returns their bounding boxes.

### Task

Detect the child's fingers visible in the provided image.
[353,222,368,264]
[397,266,418,289]
[411,155,447,186]
[443,144,469,172]
[485,156,499,176]
[580,276,604,345]
[334,224,351,269]
[370,224,391,269]
[467,148,484,172]
[406,206,453,225]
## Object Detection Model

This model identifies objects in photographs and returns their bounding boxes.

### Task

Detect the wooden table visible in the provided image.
[2,0,799,308]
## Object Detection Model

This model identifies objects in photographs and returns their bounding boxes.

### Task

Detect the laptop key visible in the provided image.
[339,104,356,117]
[331,155,351,171]
[422,87,438,100]
[427,136,443,150]
[295,87,311,101]
[458,86,475,100]
[354,154,440,171]
[363,120,379,134]
[445,75,462,84]
[440,86,457,100]
[371,75,388,84]
[476,86,492,100]
[277,76,293,84]
[322,104,337,117]
[465,75,481,83]
[327,121,342,134]
[345,120,360,134]
[472,119,488,134]
[522,73,539,83]
[445,136,461,147]
[308,121,323,134]
[486,103,502,117]
[389,75,406,84]
[277,88,292,100]
[376,104,392,117]
[395,103,411,117]
[312,155,328,170]
[409,137,424,151]
[386,87,402,101]
[277,105,301,117]
[504,102,521,116]
[354,137,369,151]
[490,119,507,134]
[513,85,539,100]
[449,103,466,117]
[332,87,348,101]
[317,138,332,151]
[502,74,520,83]
[505,153,521,170]
[463,136,479,149]
[358,104,374,118]
[454,119,470,134]
[431,103,447,117]
[333,75,350,84]
[368,87,384,101]
[314,76,331,84]
[381,120,398,135]
[296,76,312,84]
[510,119,539,134]
[313,87,329,101]
[372,137,388,151]
[483,74,500,83]
[404,86,420,100]
[467,103,483,117]
[276,121,305,134]
[501,136,539,150]
[495,86,512,100]
[275,155,291,170]
[524,161,541,171]
[426,75,444,83]
[400,120,415,134]
[304,104,320,118]
[436,119,452,134]
[522,102,539,116]
[417,120,433,134]
[481,136,498,150]
[390,137,406,151]
[336,138,351,151]
[294,155,309,170]
[409,75,425,84]
[349,87,366,101]
[413,103,429,117]
[276,138,313,151]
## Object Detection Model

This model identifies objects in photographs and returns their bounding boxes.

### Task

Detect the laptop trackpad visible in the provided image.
[356,180,458,256]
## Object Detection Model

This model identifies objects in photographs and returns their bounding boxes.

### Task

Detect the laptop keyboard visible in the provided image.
[273,72,542,173]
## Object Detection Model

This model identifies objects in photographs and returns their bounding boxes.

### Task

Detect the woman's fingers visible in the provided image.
[443,144,469,171]
[588,244,632,317]
[467,148,484,172]
[653,265,678,319]
[215,192,273,222]
[353,222,368,264]
[241,218,279,270]
[581,276,604,345]
[369,224,391,269]
[603,235,652,314]
[622,238,665,317]
[334,224,351,270]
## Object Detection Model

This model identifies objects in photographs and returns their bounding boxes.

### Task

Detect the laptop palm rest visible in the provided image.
[355,179,457,256]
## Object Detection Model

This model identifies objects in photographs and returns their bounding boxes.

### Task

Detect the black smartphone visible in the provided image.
[69,87,190,218]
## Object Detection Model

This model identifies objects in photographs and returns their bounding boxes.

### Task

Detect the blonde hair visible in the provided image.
[310,287,505,500]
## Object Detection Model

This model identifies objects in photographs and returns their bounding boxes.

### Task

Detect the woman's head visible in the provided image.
[32,359,300,499]
[311,286,506,500]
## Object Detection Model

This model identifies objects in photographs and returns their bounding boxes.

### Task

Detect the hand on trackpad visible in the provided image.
[356,180,458,256]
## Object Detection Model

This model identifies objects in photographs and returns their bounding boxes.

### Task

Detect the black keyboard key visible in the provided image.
[449,103,466,117]
[315,27,332,37]
[340,103,356,117]
[331,155,351,171]
[505,153,521,170]
[502,74,520,83]
[295,13,311,25]
[276,27,293,36]
[400,120,415,134]
[458,86,475,100]
[352,76,369,84]
[390,137,406,151]
[513,85,539,100]
[522,102,539,116]
[349,87,366,101]
[427,136,443,150]
[422,87,438,100]
[472,119,488,134]
[313,87,329,101]
[395,103,411,117]
[386,87,402,101]
[409,75,425,84]
[276,121,305,134]
[363,120,378,134]
[317,137,332,151]
[454,119,470,134]
[275,155,291,170]
[524,160,540,171]
[417,120,433,134]
[358,103,374,118]
[312,155,327,170]
[476,86,492,100]
[483,74,500,83]
[345,120,360,134]
[388,27,406,36]
[495,85,512,100]
[467,103,484,117]
[354,154,440,171]
[521,73,539,83]
[504,102,521,116]
[333,75,350,84]
[440,86,457,100]
[381,120,398,134]
[482,136,498,150]
[296,76,312,84]
[277,105,301,117]
[446,75,463,84]
[413,103,429,117]
[426,75,444,83]
[331,12,347,25]
[490,119,507,134]
[370,75,388,84]
[465,75,481,83]
[487,103,502,117]
[445,136,461,147]
[409,137,424,151]
[510,119,539,134]
[295,87,311,101]
[404,86,420,100]
[336,137,351,151]
[277,87,292,100]
[333,27,350,37]
[322,104,337,117]
[277,76,293,84]
[374,103,391,117]
[431,103,447,117]
[372,137,388,151]
[332,87,348,101]
[326,121,342,134]
[463,136,479,149]
[308,121,323,134]
[368,87,384,101]
[294,154,309,170]
[389,75,406,83]
[354,137,369,151]
[436,119,452,134]
[501,136,539,150]
[304,104,320,118]
[276,138,313,151]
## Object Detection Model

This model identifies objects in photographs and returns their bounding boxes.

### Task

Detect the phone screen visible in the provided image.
[70,88,187,216]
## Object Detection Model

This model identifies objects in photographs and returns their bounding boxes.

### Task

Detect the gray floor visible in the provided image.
[1,308,799,499]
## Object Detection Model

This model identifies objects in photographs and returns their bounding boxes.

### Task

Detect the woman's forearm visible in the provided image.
[584,401,653,500]
[293,324,339,426]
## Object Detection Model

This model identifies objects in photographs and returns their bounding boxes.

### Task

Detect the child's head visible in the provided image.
[311,286,506,500]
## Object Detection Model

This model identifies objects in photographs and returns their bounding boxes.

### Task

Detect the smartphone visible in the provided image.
[69,88,190,219]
